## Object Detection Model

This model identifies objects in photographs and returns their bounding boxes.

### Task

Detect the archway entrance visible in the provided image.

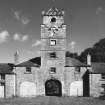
[45,79,62,96]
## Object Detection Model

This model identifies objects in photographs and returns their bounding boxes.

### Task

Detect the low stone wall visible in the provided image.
[89,74,104,97]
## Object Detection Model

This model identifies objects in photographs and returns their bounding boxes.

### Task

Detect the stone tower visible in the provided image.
[39,7,66,96]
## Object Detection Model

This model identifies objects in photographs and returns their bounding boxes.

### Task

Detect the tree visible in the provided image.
[66,51,79,59]
[79,38,105,63]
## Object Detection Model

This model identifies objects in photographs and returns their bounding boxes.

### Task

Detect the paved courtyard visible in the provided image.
[0,96,105,105]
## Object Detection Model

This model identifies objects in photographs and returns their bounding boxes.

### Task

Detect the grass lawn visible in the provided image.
[0,96,105,105]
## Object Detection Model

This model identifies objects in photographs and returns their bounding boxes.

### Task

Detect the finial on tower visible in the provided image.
[42,0,64,16]
[14,50,19,65]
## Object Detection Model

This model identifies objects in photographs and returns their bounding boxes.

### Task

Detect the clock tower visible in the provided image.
[40,7,66,96]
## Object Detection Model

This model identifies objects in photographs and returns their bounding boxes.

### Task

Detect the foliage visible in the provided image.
[79,38,105,63]
[66,51,79,59]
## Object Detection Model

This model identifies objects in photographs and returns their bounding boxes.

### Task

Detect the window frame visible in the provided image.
[50,39,56,46]
[1,74,5,80]
[101,74,105,79]
[75,67,80,72]
[50,67,56,74]
[26,67,31,73]
[49,52,56,58]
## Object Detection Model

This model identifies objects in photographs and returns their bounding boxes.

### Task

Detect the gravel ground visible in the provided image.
[0,96,105,105]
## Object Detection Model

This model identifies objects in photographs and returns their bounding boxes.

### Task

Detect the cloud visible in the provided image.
[13,33,29,42]
[32,40,41,47]
[13,10,30,25]
[13,33,21,41]
[21,16,30,25]
[14,11,20,20]
[96,6,104,15]
[0,30,9,43]
[21,35,28,41]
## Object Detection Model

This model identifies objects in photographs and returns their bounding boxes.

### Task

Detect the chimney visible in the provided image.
[14,50,19,65]
[87,53,91,65]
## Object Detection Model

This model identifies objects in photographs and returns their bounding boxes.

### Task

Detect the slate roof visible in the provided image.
[16,57,40,67]
[91,63,105,73]
[0,63,14,74]
[43,7,64,16]
[16,57,88,67]
[0,57,104,74]
[5,57,105,74]
[65,57,88,67]
[16,61,39,67]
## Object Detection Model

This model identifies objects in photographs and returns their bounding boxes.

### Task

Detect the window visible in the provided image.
[1,82,4,86]
[75,67,80,72]
[50,39,56,46]
[0,74,5,86]
[101,84,105,88]
[26,67,31,73]
[102,74,105,79]
[49,52,56,58]
[101,84,105,92]
[50,67,56,74]
[1,74,5,80]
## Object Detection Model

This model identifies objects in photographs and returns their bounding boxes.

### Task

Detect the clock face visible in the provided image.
[48,27,58,37]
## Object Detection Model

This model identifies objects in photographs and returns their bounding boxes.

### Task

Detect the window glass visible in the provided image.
[75,67,80,72]
[50,40,56,46]
[50,67,56,73]
[26,67,31,72]
[49,52,56,58]
[102,74,105,79]
[1,74,5,80]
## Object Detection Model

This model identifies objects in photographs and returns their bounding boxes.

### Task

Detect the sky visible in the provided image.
[0,0,105,63]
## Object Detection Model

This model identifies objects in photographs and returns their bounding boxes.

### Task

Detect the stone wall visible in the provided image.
[89,74,104,97]
[5,74,16,98]
[14,67,40,97]
[65,67,87,96]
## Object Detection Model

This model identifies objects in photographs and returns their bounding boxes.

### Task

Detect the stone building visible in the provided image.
[0,7,105,98]
[13,7,89,97]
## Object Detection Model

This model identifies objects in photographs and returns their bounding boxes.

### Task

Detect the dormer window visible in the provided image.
[26,67,31,73]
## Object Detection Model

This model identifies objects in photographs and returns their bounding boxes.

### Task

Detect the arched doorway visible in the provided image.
[45,79,62,96]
